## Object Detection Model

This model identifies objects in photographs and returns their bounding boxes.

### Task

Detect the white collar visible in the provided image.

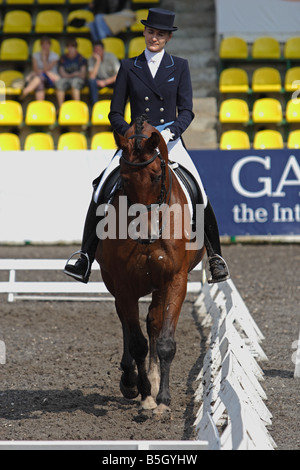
[144,48,165,64]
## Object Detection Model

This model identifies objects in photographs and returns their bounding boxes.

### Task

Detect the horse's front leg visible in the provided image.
[154,272,188,416]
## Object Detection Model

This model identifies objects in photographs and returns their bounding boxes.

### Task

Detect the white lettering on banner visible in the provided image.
[231,155,300,198]
[232,203,300,223]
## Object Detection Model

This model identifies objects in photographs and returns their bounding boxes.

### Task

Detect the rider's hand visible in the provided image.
[161,128,175,145]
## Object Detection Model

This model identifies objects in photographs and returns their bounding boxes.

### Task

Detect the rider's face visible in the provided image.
[143,27,172,53]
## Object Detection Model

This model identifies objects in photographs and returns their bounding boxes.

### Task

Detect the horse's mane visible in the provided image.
[134,114,150,152]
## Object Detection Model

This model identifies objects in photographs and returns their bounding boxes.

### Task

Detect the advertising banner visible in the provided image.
[190,149,300,237]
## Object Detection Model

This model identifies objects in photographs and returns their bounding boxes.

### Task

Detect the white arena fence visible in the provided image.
[0,258,278,450]
[193,270,277,450]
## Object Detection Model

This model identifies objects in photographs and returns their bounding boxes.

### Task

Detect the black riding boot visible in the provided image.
[64,198,99,284]
[204,200,230,284]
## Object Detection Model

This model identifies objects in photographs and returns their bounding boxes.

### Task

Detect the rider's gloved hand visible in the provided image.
[161,128,175,145]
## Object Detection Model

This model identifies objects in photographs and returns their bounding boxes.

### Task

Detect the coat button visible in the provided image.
[145,96,149,101]
[160,96,163,100]
[160,107,164,112]
[160,119,165,124]
[145,108,150,112]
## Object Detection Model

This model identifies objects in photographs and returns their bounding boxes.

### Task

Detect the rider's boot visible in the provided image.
[64,198,99,284]
[204,200,230,284]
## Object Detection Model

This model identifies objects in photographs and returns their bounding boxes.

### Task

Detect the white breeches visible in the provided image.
[93,137,208,207]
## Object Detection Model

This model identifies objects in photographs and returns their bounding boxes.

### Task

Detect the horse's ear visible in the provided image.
[146,131,160,150]
[114,131,127,149]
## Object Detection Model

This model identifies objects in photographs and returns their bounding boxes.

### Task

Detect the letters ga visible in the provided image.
[231,155,300,198]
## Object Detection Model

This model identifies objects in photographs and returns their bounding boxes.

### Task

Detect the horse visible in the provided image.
[95,115,205,415]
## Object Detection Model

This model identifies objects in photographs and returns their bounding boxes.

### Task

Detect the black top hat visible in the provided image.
[141,8,178,32]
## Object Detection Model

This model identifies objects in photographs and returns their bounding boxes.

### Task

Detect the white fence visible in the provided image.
[193,271,276,450]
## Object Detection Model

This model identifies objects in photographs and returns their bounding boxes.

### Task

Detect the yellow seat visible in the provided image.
[252,98,283,123]
[252,37,281,59]
[66,10,94,33]
[286,99,300,122]
[37,0,65,3]
[124,102,131,124]
[128,37,145,58]
[130,9,148,32]
[102,37,125,60]
[219,99,250,123]
[24,133,55,150]
[287,130,300,149]
[253,130,284,149]
[3,10,32,33]
[91,100,111,126]
[91,132,116,150]
[32,37,61,56]
[0,100,23,126]
[219,37,248,59]
[132,0,159,2]
[25,100,56,126]
[284,37,300,59]
[35,10,64,33]
[220,130,250,150]
[0,133,21,150]
[57,132,88,150]
[0,70,24,95]
[69,0,90,3]
[75,37,93,59]
[6,0,34,4]
[219,68,249,93]
[0,38,29,61]
[58,100,89,126]
[252,67,282,93]
[284,67,300,92]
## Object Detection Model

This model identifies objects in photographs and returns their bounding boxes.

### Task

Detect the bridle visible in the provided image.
[119,132,173,244]
[120,133,172,209]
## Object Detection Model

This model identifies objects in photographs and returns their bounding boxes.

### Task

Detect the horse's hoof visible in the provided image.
[153,403,171,417]
[120,375,139,400]
[140,396,157,411]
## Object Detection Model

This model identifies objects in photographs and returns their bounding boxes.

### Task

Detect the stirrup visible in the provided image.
[64,250,91,281]
[207,254,230,284]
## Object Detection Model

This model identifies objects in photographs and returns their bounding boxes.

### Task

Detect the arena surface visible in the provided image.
[0,243,299,450]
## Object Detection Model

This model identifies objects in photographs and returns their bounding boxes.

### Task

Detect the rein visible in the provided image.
[120,132,173,244]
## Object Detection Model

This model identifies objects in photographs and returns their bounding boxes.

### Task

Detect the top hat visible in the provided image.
[141,8,178,32]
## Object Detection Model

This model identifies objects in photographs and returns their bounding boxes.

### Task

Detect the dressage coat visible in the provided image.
[108,51,195,141]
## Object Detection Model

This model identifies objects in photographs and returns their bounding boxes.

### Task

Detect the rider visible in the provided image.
[64,8,230,284]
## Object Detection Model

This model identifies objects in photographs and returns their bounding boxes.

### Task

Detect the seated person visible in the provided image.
[21,36,60,101]
[55,38,87,109]
[88,40,120,105]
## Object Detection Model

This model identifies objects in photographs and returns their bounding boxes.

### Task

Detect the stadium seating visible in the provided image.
[25,101,56,126]
[0,133,21,151]
[252,98,283,123]
[220,130,250,150]
[130,10,149,32]
[35,10,64,34]
[3,10,32,34]
[58,100,90,126]
[219,68,249,94]
[284,67,300,92]
[252,36,281,59]
[0,38,29,61]
[0,100,23,126]
[91,132,116,150]
[219,37,248,60]
[284,37,300,59]
[219,99,250,124]
[253,129,284,149]
[37,0,65,3]
[252,67,282,93]
[0,70,24,96]
[286,99,300,122]
[102,38,126,60]
[57,132,88,150]
[32,38,61,56]
[24,133,55,150]
[76,37,93,59]
[6,0,34,3]
[128,37,145,58]
[287,130,300,148]
[91,100,111,126]
[66,10,94,33]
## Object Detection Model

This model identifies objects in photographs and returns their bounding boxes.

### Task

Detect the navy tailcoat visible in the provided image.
[108,51,194,141]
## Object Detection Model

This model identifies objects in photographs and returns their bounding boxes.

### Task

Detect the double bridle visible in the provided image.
[119,132,173,244]
[120,133,172,209]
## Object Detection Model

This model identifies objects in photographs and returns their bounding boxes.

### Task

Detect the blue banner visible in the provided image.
[190,150,300,237]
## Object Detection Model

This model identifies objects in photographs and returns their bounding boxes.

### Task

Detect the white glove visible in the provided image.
[161,128,175,145]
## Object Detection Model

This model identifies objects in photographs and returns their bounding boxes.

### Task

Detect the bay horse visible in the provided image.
[95,115,205,415]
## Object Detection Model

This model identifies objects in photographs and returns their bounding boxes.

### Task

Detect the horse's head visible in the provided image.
[114,115,169,206]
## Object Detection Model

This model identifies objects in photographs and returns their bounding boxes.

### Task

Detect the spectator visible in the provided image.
[88,40,120,105]
[55,38,87,109]
[20,36,60,101]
